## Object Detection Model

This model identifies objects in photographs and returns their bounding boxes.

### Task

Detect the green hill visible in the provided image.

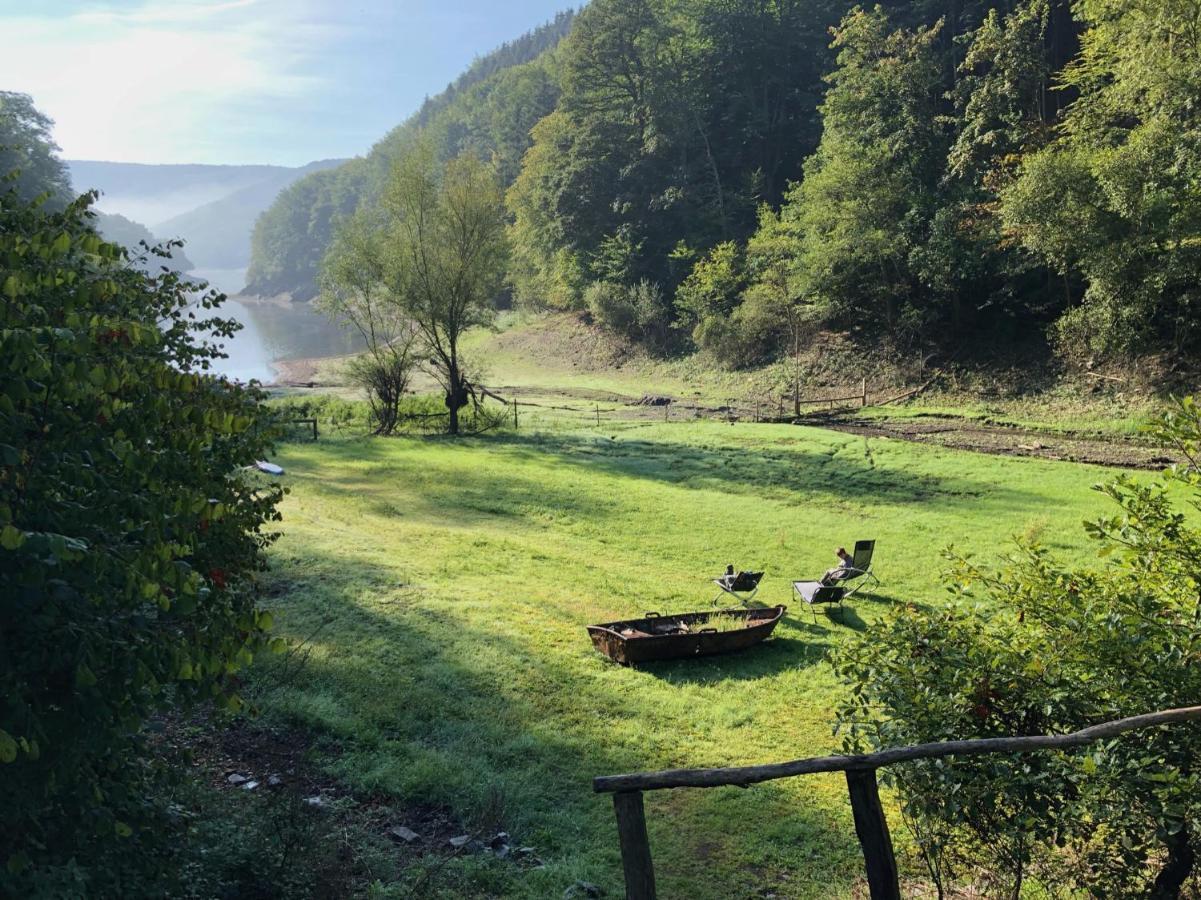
[154,158,344,270]
[244,9,576,300]
[93,210,193,273]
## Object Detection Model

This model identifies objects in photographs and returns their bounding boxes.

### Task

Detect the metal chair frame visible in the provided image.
[793,581,847,622]
[795,540,880,621]
[711,571,763,606]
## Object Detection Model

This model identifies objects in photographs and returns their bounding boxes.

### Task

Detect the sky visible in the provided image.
[0,0,573,166]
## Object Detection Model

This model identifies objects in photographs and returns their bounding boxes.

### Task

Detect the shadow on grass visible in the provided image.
[473,429,1050,509]
[306,426,1052,515]
[254,547,868,899]
[635,635,826,684]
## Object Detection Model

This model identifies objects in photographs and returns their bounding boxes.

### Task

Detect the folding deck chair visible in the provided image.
[793,539,879,621]
[711,570,764,605]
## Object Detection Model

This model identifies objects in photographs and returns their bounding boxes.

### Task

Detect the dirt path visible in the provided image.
[811,413,1179,470]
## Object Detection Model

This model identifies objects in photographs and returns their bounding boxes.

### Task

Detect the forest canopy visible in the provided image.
[248,0,1201,370]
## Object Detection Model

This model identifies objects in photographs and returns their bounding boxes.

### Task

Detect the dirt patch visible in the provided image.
[812,413,1180,470]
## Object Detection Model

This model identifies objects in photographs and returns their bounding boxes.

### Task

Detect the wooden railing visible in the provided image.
[593,705,1201,899]
[289,418,318,441]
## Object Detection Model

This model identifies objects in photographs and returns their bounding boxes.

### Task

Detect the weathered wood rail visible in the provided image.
[593,705,1201,899]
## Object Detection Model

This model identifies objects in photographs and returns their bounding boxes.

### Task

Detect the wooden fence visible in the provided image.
[288,418,318,441]
[592,705,1201,899]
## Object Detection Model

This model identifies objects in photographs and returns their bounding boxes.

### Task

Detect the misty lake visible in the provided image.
[189,268,363,382]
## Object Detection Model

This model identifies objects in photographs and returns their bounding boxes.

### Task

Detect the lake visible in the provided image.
[188,268,363,382]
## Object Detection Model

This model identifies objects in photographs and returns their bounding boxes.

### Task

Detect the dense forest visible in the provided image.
[256,0,1200,370]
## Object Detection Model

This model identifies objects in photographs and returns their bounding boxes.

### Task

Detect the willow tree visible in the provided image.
[382,143,508,434]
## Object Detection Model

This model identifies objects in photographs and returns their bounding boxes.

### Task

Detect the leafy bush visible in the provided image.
[674,242,744,332]
[585,280,637,335]
[267,394,371,435]
[0,185,283,893]
[833,398,1201,897]
[585,279,673,349]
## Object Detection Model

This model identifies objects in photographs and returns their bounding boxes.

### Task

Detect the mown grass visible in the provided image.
[250,418,1133,898]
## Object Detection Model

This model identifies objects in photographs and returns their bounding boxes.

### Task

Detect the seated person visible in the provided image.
[821,547,853,585]
[720,563,736,589]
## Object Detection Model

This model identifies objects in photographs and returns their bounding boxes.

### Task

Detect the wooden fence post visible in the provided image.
[845,769,900,900]
[613,791,656,900]
[513,398,518,429]
[596,403,601,427]
[861,378,868,408]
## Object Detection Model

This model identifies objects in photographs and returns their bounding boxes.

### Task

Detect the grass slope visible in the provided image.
[254,419,1127,898]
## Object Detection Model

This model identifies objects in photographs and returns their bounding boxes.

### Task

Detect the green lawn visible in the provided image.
[253,419,1130,898]
[856,394,1157,439]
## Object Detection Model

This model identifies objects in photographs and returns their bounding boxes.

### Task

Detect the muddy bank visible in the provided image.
[811,413,1179,470]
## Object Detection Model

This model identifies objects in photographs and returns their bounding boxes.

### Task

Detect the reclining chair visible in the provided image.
[793,540,879,621]
[711,570,764,606]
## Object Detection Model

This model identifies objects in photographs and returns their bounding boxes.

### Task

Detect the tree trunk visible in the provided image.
[446,358,461,436]
[1150,826,1194,899]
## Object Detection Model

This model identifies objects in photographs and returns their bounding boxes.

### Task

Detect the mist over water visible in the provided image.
[189,268,363,383]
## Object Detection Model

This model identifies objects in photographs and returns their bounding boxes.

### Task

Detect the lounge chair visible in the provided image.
[793,540,879,621]
[711,570,764,605]
[792,581,847,620]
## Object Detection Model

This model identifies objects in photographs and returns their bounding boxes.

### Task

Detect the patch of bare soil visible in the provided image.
[814,413,1180,470]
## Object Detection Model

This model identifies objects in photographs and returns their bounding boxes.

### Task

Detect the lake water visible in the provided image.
[188,268,363,382]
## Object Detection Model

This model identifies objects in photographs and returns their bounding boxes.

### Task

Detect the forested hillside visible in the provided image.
[155,158,343,270]
[67,160,288,225]
[250,0,1200,372]
[93,211,194,273]
[245,9,577,299]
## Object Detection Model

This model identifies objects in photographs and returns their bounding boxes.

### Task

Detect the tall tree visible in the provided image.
[381,143,508,435]
[1002,0,1201,362]
[911,0,1059,336]
[785,7,948,336]
[0,92,71,208]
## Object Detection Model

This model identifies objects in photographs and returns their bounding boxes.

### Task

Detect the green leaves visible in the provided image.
[0,730,17,763]
[835,396,1201,894]
[1,180,283,889]
[0,525,23,550]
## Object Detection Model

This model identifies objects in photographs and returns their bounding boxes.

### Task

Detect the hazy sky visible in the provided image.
[0,0,572,166]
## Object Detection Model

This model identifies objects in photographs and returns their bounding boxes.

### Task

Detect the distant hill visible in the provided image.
[154,159,344,270]
[68,159,347,273]
[68,161,288,225]
[92,211,194,273]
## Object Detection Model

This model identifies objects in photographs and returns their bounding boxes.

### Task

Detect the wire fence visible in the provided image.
[272,380,883,440]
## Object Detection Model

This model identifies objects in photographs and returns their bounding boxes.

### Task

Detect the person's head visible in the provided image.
[726,564,735,575]
[837,547,849,559]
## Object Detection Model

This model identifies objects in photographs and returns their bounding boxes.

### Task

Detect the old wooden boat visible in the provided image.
[586,605,786,665]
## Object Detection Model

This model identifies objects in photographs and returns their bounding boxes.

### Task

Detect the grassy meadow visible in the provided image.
[252,417,1131,898]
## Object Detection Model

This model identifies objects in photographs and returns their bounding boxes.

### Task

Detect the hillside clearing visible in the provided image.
[248,420,1129,898]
